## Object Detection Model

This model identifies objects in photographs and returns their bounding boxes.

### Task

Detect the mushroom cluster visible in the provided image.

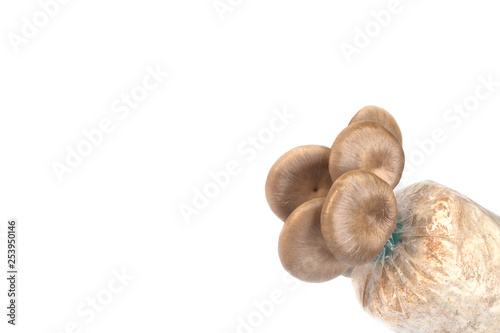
[265,106,405,283]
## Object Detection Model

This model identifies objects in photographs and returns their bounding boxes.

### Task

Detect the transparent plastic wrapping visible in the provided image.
[351,181,500,333]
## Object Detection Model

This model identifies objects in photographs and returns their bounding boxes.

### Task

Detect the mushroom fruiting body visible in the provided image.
[350,105,403,145]
[266,106,404,279]
[329,121,405,188]
[266,145,333,221]
[279,197,349,282]
[321,170,398,266]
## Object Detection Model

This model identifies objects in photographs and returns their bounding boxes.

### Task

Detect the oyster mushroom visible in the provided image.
[321,170,398,266]
[279,197,349,282]
[329,121,404,188]
[266,145,333,221]
[350,105,403,145]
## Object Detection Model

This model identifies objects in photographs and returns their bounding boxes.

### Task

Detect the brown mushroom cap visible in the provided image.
[329,121,404,188]
[266,145,333,221]
[279,197,349,282]
[321,170,398,266]
[350,106,403,145]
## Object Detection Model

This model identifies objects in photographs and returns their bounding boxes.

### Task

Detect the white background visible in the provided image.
[1,0,500,332]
